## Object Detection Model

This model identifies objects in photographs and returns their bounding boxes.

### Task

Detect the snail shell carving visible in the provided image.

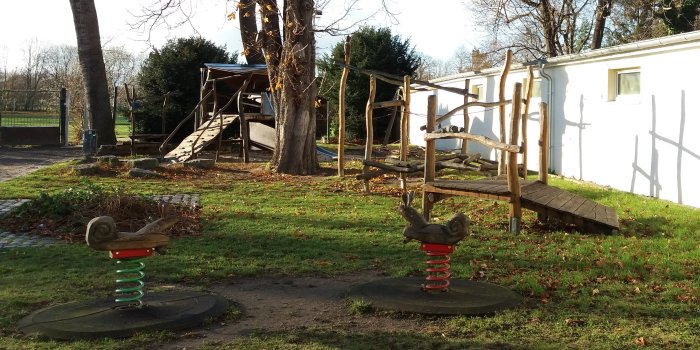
[85,216,118,247]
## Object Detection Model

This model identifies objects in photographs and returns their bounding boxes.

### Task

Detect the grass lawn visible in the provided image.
[0,111,60,127]
[0,158,699,349]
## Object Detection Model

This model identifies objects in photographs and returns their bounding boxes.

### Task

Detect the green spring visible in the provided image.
[115,258,145,307]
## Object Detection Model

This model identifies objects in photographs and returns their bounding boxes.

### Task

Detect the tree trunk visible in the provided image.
[539,0,559,57]
[259,0,319,174]
[69,0,116,146]
[591,0,612,49]
[239,0,266,64]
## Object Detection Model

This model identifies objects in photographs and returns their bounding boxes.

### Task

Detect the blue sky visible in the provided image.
[0,0,481,69]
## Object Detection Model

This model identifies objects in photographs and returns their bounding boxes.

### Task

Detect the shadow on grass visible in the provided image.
[208,329,531,350]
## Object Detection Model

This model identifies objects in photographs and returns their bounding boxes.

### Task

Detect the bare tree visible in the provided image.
[18,39,49,110]
[69,0,116,146]
[471,0,594,60]
[450,45,471,73]
[591,0,612,49]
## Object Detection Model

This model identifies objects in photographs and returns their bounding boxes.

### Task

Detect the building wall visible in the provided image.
[410,37,700,208]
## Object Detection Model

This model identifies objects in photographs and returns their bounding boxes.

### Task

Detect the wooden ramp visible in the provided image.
[164,115,238,163]
[424,178,619,233]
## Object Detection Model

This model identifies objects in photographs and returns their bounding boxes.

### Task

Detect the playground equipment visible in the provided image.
[349,194,521,315]
[18,205,227,339]
[422,88,620,234]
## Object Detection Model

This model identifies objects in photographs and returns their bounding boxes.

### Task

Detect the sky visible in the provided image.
[0,0,482,70]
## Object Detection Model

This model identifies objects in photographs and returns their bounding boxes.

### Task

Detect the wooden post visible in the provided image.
[338,36,351,177]
[382,87,401,146]
[400,75,411,190]
[198,68,206,129]
[521,66,534,179]
[498,50,513,175]
[461,79,470,155]
[124,84,135,155]
[161,92,170,134]
[538,102,549,185]
[363,76,376,192]
[507,82,522,234]
[112,86,118,123]
[239,77,252,163]
[423,94,437,221]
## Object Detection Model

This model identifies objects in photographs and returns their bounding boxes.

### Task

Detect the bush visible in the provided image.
[136,37,237,141]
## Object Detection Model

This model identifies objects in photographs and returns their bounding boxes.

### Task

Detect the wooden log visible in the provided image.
[498,50,513,175]
[423,94,437,220]
[382,88,401,146]
[521,65,534,179]
[430,100,513,128]
[400,75,411,190]
[363,159,420,173]
[424,132,521,153]
[338,36,350,177]
[333,61,477,98]
[461,79,470,155]
[238,77,252,163]
[539,102,550,184]
[372,100,403,109]
[507,82,522,233]
[363,75,376,192]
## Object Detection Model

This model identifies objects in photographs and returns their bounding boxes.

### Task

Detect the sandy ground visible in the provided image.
[0,146,82,182]
[156,271,449,349]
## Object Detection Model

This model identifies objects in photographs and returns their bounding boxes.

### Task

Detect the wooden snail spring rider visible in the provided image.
[349,192,521,315]
[18,203,228,340]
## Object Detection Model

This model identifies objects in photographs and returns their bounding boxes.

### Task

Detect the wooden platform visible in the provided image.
[424,179,619,233]
[164,115,238,163]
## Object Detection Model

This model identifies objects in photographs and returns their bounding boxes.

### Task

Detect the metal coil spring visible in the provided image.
[115,258,145,308]
[423,249,452,291]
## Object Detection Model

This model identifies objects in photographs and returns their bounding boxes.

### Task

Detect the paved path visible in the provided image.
[0,146,82,182]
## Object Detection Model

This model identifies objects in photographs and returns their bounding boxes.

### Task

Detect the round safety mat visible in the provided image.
[18,291,228,339]
[349,277,521,315]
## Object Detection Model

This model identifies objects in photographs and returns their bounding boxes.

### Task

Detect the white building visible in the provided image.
[410,31,700,208]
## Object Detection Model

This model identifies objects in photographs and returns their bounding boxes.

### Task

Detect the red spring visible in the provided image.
[420,243,454,291]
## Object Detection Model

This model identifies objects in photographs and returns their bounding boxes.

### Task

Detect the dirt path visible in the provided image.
[157,272,449,349]
[0,146,82,182]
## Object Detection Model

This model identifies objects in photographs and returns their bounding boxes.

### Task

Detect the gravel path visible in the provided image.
[0,145,82,182]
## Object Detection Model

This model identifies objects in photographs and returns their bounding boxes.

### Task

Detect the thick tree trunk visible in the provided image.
[259,0,319,174]
[539,0,559,57]
[239,0,265,64]
[591,0,612,49]
[69,0,116,146]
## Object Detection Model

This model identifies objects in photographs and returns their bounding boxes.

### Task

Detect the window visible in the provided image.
[608,67,640,100]
[471,84,485,100]
[617,70,640,95]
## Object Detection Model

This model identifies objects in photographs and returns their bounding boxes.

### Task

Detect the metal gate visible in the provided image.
[0,88,68,146]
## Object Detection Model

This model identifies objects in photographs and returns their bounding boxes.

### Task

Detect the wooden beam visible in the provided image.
[507,82,522,233]
[432,100,513,127]
[372,100,403,109]
[332,61,478,98]
[423,94,437,220]
[338,36,350,177]
[539,102,550,184]
[363,75,376,192]
[461,79,470,155]
[424,132,521,153]
[521,65,534,179]
[400,75,411,190]
[498,50,513,175]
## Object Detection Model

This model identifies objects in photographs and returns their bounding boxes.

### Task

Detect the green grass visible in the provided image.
[115,115,130,140]
[0,111,60,127]
[0,159,699,349]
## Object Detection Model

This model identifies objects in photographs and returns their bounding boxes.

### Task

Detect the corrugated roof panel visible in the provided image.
[204,63,268,74]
